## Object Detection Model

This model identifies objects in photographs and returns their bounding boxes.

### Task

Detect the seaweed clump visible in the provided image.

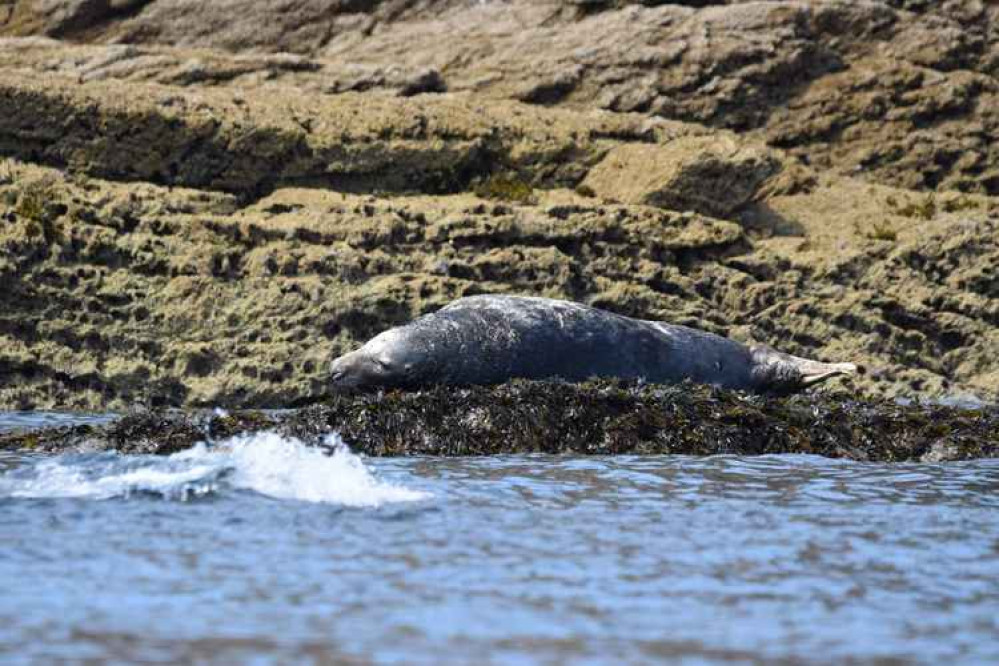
[1,381,996,462]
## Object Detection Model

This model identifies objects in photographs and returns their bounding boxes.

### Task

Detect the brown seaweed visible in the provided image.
[2,381,995,463]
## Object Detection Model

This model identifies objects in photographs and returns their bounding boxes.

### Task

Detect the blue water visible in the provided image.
[1,414,997,665]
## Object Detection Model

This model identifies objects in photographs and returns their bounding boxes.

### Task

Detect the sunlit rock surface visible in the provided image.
[0,0,997,409]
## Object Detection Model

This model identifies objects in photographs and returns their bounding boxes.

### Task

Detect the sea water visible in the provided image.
[0,413,997,665]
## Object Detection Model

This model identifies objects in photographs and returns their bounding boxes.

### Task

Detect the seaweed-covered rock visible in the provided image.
[2,381,996,463]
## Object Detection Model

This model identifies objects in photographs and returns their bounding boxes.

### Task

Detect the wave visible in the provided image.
[0,432,429,506]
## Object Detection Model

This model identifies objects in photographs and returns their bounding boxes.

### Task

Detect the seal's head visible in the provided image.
[329,328,426,391]
[749,345,859,395]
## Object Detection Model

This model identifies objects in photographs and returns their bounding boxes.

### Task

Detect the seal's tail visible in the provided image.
[751,346,859,393]
[796,359,859,388]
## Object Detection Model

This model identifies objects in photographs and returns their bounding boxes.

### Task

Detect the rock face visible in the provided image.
[581,137,781,217]
[0,0,997,409]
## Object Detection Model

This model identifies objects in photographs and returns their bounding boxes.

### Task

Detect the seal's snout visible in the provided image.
[329,346,403,392]
[329,352,360,390]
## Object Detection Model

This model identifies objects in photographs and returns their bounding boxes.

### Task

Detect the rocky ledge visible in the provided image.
[0,1,997,411]
[2,382,995,463]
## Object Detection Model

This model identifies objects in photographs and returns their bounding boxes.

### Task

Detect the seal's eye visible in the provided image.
[374,357,391,371]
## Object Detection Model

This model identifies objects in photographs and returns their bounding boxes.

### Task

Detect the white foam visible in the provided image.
[222,432,429,505]
[0,432,429,506]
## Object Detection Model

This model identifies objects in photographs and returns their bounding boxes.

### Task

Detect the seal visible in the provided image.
[329,295,857,394]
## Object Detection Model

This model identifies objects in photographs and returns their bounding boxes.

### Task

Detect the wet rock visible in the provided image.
[1,381,995,462]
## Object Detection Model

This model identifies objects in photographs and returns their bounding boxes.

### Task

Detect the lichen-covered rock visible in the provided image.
[6,1,998,193]
[0,0,997,411]
[1,154,997,409]
[0,65,706,195]
[581,136,781,217]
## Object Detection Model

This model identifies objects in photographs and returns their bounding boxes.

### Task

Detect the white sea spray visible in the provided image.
[0,432,429,506]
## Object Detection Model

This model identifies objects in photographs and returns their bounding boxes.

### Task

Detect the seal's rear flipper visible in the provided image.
[799,361,859,388]
[751,346,859,393]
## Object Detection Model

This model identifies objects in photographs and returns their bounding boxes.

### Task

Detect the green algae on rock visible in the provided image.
[1,381,995,463]
[2,157,998,410]
[1,1,999,411]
